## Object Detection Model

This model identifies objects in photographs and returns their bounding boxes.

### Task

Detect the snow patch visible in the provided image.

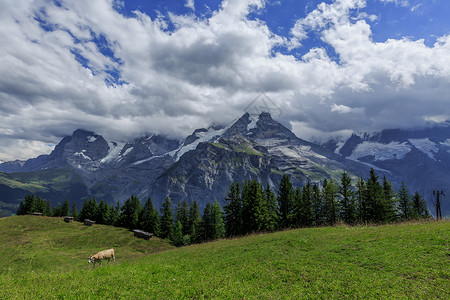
[334,141,345,154]
[122,147,133,157]
[348,142,411,161]
[100,142,125,164]
[173,121,235,161]
[74,150,91,160]
[131,154,169,166]
[247,114,259,132]
[440,139,450,153]
[408,138,438,160]
[87,136,97,143]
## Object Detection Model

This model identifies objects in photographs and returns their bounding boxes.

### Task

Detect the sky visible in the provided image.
[1,0,450,161]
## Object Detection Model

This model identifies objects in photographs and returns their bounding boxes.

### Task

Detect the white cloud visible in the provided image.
[185,0,195,11]
[0,0,450,161]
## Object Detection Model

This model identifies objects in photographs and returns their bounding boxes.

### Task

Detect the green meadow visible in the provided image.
[1,215,448,299]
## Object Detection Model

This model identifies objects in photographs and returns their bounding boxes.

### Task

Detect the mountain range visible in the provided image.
[0,112,448,217]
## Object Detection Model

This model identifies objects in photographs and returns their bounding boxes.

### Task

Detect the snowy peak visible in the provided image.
[335,125,450,163]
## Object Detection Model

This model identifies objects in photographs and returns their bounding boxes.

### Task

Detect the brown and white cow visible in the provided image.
[88,248,115,267]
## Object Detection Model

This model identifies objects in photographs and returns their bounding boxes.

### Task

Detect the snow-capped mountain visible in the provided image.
[1,112,448,216]
[324,125,450,216]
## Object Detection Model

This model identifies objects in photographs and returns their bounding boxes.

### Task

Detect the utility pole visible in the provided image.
[432,190,444,220]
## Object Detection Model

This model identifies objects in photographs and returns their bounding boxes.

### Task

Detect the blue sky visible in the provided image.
[0,0,450,161]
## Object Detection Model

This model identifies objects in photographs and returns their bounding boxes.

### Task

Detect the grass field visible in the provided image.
[0,216,448,299]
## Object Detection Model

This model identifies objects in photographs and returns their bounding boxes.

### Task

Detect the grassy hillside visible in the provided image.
[0,169,89,217]
[1,216,448,299]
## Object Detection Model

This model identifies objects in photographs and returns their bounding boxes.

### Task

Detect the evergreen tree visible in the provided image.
[159,197,173,239]
[224,182,242,237]
[44,200,51,216]
[411,191,430,219]
[118,195,141,229]
[323,178,338,225]
[312,183,324,226]
[356,177,366,223]
[141,197,159,234]
[188,200,201,243]
[262,185,279,232]
[277,174,294,229]
[35,196,46,215]
[340,172,356,225]
[78,197,98,221]
[60,199,70,217]
[381,176,397,222]
[299,182,314,227]
[171,221,184,247]
[365,169,384,222]
[175,200,189,235]
[398,181,411,220]
[71,202,78,220]
[96,199,109,225]
[52,206,61,217]
[201,202,213,241]
[23,194,36,215]
[16,200,26,215]
[111,201,121,226]
[292,187,302,227]
[241,180,265,234]
[211,200,225,240]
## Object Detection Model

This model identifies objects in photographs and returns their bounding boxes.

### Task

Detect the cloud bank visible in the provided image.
[0,0,449,160]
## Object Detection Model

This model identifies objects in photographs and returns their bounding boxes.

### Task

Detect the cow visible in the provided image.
[88,248,115,267]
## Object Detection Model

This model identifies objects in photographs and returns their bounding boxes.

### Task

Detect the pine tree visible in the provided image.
[35,196,46,215]
[277,174,294,229]
[411,191,430,219]
[16,200,26,215]
[71,203,78,219]
[340,172,356,225]
[323,178,338,225]
[211,200,225,240]
[188,200,201,243]
[398,181,411,220]
[262,185,279,232]
[78,197,98,221]
[312,183,324,226]
[60,199,70,217]
[175,200,189,236]
[44,200,51,216]
[300,182,314,227]
[241,180,265,234]
[159,197,173,239]
[23,194,36,215]
[96,199,109,225]
[117,195,141,229]
[141,197,159,234]
[292,187,302,227]
[365,169,384,223]
[201,202,213,241]
[356,177,366,223]
[381,176,397,222]
[171,221,184,247]
[224,182,242,237]
[111,201,121,226]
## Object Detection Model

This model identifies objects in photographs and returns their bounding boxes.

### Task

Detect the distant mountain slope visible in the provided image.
[0,169,88,217]
[324,124,450,216]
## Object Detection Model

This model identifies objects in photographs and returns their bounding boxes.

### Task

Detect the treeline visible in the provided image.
[223,170,430,238]
[16,194,74,217]
[16,168,431,246]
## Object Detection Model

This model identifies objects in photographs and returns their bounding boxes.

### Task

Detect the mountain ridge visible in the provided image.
[1,112,449,216]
